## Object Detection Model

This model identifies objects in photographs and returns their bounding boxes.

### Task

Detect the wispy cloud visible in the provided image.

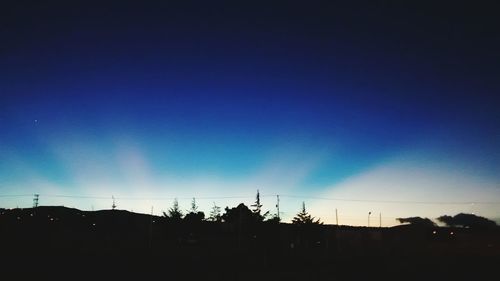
[309,151,500,226]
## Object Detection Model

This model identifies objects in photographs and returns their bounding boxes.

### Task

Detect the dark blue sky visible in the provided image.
[1,1,499,223]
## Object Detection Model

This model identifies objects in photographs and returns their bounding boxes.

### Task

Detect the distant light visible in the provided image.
[450,231,454,235]
[30,213,33,216]
[432,231,437,234]
[50,218,54,221]
[17,217,21,220]
[92,223,96,226]
[152,220,155,223]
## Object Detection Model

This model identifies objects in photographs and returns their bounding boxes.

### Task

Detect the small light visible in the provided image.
[50,218,54,221]
[152,220,155,223]
[92,223,96,226]
[17,217,21,220]
[450,231,454,235]
[432,231,437,234]
[30,214,33,217]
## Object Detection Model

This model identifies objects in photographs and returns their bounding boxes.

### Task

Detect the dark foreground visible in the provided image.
[1,206,499,280]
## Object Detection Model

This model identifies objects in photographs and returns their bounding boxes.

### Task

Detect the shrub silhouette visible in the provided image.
[437,213,497,228]
[396,217,436,227]
[222,203,255,225]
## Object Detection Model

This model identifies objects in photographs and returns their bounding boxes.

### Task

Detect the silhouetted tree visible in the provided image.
[163,198,183,221]
[184,211,205,222]
[250,190,269,222]
[222,203,254,225]
[396,217,436,227]
[437,213,497,228]
[207,202,222,222]
[251,190,263,214]
[189,197,198,213]
[292,202,321,225]
[184,198,205,223]
[436,215,454,226]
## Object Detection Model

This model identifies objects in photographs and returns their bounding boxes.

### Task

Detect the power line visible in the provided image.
[0,194,34,198]
[1,193,499,205]
[277,194,500,205]
[0,194,260,201]
[42,195,111,199]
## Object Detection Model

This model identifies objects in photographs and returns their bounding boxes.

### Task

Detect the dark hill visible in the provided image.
[1,206,499,280]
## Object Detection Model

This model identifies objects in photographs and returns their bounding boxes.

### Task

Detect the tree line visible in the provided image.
[162,190,322,225]
[162,189,497,229]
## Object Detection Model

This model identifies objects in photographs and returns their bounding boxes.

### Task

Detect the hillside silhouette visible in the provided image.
[1,205,499,280]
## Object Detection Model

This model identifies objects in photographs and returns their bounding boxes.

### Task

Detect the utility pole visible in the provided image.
[379,212,382,228]
[112,196,116,210]
[335,208,339,226]
[276,195,280,220]
[33,194,39,208]
[368,212,371,227]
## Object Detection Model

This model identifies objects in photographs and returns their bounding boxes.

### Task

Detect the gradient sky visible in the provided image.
[1,1,499,225]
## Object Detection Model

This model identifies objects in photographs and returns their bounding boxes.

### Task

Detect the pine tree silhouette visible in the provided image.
[292,201,321,225]
[163,198,183,221]
[208,202,222,222]
[184,198,204,222]
[250,190,268,221]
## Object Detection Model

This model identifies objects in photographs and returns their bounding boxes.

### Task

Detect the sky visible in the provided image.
[1,1,499,226]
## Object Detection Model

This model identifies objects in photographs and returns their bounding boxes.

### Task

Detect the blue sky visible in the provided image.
[1,1,499,225]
